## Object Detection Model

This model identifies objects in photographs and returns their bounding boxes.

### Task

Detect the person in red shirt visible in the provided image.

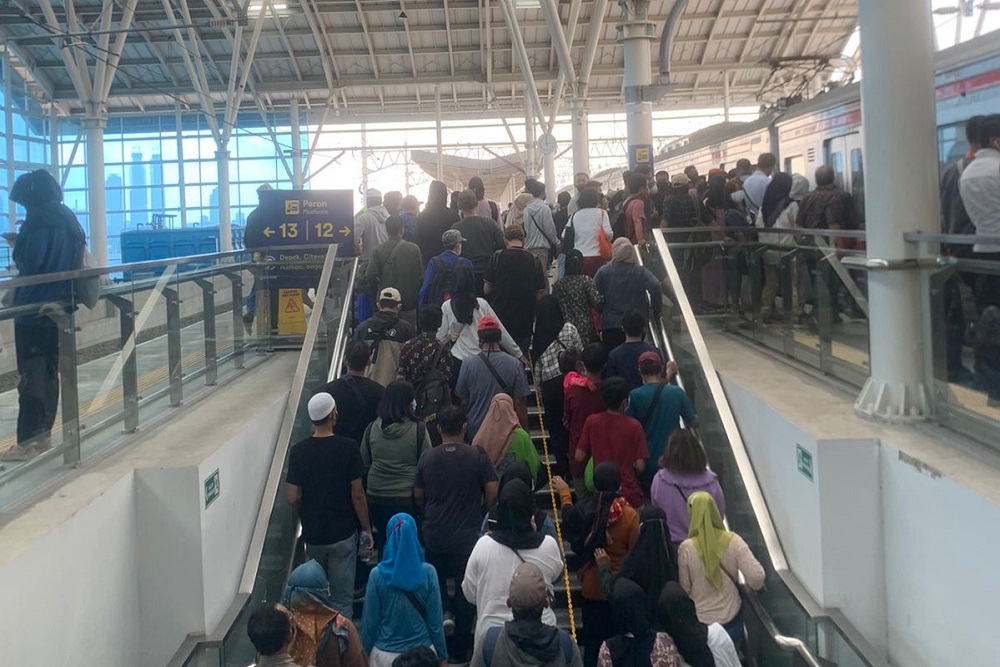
[563,343,608,484]
[575,376,649,507]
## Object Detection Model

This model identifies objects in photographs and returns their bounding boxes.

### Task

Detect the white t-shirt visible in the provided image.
[461,533,564,653]
[678,623,740,667]
[565,208,614,258]
[437,297,523,361]
[959,147,1000,252]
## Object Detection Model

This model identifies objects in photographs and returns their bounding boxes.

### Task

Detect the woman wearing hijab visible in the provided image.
[473,393,540,481]
[362,513,449,667]
[677,493,764,651]
[553,250,603,345]
[611,506,678,613]
[598,579,681,667]
[774,175,811,323]
[560,463,641,667]
[758,172,795,322]
[659,582,739,667]
[593,239,662,351]
[506,192,534,228]
[282,560,369,667]
[462,479,564,654]
[416,181,460,267]
[532,295,583,477]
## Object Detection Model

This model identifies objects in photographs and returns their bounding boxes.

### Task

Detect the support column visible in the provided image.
[544,152,556,203]
[853,0,937,421]
[570,99,590,177]
[723,71,731,122]
[216,147,233,252]
[618,0,656,171]
[435,84,444,181]
[83,114,109,267]
[290,98,304,189]
[524,97,536,178]
[176,103,188,228]
[49,106,60,176]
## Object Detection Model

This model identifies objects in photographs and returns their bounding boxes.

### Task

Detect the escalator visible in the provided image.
[174,236,882,667]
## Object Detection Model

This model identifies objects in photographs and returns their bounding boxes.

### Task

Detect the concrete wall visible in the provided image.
[0,355,292,667]
[722,375,999,667]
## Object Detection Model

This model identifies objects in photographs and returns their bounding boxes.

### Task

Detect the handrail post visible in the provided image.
[54,306,81,465]
[108,294,139,433]
[195,278,218,386]
[163,285,183,406]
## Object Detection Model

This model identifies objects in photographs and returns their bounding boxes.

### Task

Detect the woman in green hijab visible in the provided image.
[677,491,764,651]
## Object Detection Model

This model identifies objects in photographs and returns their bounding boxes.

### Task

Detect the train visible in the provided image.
[593,31,1000,214]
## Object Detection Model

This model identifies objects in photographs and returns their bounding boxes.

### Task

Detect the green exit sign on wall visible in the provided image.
[796,445,814,482]
[204,469,221,509]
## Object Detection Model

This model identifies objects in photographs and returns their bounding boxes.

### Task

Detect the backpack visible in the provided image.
[414,343,451,420]
[426,256,459,306]
[287,602,351,667]
[482,625,575,667]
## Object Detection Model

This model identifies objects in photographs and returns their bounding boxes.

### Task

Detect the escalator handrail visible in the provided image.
[327,259,360,383]
[649,229,888,667]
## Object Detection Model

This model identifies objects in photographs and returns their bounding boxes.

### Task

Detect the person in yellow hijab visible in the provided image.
[677,491,765,651]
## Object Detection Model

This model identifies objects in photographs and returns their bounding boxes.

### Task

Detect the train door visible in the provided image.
[824,135,849,190]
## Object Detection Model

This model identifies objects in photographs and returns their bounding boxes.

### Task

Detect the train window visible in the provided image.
[785,155,806,176]
[829,152,845,190]
[850,148,865,227]
[938,124,968,171]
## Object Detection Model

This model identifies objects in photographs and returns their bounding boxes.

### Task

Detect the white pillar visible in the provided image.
[524,97,536,179]
[290,98,304,189]
[435,84,444,181]
[216,148,233,251]
[723,71,731,122]
[544,151,556,203]
[618,0,655,170]
[83,115,108,267]
[853,0,937,421]
[570,100,590,178]
[176,103,187,228]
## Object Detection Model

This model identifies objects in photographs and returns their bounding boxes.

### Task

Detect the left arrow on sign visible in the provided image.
[263,227,275,238]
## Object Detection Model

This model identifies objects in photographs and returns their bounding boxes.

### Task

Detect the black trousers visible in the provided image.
[426,547,476,662]
[15,322,60,447]
[540,376,569,479]
[581,599,616,667]
[367,495,415,553]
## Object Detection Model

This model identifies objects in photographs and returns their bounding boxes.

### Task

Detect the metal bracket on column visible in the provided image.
[624,84,673,103]
[163,285,184,406]
[107,294,140,433]
[195,278,219,386]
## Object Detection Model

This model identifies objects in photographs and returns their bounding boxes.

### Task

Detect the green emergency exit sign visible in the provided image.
[796,445,814,482]
[204,469,221,508]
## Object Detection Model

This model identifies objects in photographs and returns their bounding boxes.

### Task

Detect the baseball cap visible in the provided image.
[708,168,726,176]
[671,173,691,187]
[508,562,552,611]
[307,392,336,421]
[442,229,466,248]
[365,187,382,200]
[638,350,663,375]
[379,287,402,303]
[477,315,501,333]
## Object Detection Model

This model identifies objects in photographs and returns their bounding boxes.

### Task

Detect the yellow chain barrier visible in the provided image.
[531,374,577,641]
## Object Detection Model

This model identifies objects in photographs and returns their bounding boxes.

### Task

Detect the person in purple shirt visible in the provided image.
[650,429,725,547]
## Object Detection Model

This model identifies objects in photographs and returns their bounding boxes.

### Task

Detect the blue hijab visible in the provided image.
[378,513,424,592]
[282,559,335,608]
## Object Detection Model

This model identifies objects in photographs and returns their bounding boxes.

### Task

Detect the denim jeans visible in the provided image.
[306,532,358,619]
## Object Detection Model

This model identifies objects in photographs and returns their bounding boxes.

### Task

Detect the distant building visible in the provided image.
[129,148,148,226]
[106,174,125,236]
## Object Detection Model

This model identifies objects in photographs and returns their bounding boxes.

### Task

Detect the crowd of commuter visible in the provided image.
[245,172,771,667]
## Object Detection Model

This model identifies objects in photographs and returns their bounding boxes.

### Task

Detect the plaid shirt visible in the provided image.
[534,323,584,383]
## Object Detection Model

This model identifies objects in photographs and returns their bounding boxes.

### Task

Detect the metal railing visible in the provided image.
[167,249,359,667]
[649,228,889,667]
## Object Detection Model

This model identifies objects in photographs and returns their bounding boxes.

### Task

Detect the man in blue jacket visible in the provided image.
[1,170,87,462]
[418,228,475,309]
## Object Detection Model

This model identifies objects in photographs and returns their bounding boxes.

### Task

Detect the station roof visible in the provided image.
[1,0,859,122]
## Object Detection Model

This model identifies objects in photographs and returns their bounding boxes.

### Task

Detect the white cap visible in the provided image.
[307,392,336,421]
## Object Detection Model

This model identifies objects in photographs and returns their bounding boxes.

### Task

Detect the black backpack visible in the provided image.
[426,256,458,306]
[414,343,451,421]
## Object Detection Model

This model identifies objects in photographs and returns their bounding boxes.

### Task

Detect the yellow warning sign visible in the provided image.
[635,147,651,163]
[277,288,307,336]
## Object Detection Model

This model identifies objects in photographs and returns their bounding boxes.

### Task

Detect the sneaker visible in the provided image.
[443,613,455,637]
[0,444,37,462]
